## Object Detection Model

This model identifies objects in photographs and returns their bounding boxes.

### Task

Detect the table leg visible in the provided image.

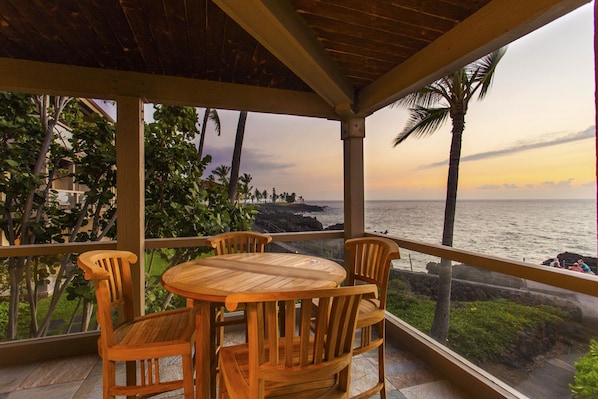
[195,301,211,398]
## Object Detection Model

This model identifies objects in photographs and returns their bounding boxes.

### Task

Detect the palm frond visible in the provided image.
[393,106,450,146]
[473,47,507,99]
[393,85,446,109]
[209,109,222,136]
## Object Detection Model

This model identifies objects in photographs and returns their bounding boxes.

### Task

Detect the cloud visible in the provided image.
[419,126,595,169]
[541,178,574,187]
[204,146,295,175]
[478,184,501,190]
[477,180,574,191]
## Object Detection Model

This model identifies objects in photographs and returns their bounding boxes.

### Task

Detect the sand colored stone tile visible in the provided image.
[18,355,97,389]
[350,355,380,397]
[6,381,81,399]
[0,363,37,394]
[400,380,471,399]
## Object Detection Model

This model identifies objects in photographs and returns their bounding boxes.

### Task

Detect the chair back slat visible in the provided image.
[77,250,138,348]
[208,231,272,255]
[224,285,377,397]
[346,237,400,307]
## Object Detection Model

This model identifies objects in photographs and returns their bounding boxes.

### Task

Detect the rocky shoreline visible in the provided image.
[252,202,340,233]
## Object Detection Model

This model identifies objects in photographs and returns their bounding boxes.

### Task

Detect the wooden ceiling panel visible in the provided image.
[0,1,60,63]
[291,0,492,89]
[119,0,165,74]
[78,0,145,71]
[159,0,196,77]
[203,0,227,80]
[184,0,208,77]
[27,1,97,67]
[0,0,587,117]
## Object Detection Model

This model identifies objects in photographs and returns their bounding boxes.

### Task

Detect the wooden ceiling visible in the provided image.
[0,0,590,119]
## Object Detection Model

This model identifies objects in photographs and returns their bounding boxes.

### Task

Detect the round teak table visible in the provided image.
[161,252,347,399]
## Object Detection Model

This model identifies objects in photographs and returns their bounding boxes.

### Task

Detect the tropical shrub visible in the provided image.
[570,339,598,398]
[386,279,567,363]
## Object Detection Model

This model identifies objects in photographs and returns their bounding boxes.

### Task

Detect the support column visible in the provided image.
[342,117,365,240]
[116,97,145,316]
[594,0,598,256]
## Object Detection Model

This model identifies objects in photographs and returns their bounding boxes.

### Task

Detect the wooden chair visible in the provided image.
[199,231,273,396]
[77,250,195,399]
[207,231,273,255]
[218,284,378,399]
[345,237,401,399]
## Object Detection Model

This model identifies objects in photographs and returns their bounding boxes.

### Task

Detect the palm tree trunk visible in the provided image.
[429,112,465,344]
[228,111,248,201]
[197,107,210,161]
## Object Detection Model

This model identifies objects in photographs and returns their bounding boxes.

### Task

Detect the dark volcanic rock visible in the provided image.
[255,203,326,213]
[542,251,597,273]
[325,223,344,231]
[253,203,324,232]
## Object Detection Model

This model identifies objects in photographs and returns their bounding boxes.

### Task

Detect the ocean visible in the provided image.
[302,199,597,272]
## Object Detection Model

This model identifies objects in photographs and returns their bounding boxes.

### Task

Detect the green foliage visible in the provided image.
[1,96,257,339]
[448,299,566,362]
[385,278,567,363]
[142,104,256,312]
[386,279,435,332]
[0,300,30,341]
[65,268,95,302]
[570,340,598,398]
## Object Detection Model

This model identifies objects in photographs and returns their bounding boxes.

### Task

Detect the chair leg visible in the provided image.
[125,359,137,390]
[103,359,115,399]
[378,321,386,399]
[182,353,194,399]
[351,321,386,399]
[211,304,225,399]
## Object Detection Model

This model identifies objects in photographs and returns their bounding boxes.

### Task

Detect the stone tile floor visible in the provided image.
[0,331,470,399]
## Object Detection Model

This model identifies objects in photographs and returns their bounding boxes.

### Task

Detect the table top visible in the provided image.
[161,252,347,302]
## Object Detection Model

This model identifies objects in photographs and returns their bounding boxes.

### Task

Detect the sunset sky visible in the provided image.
[158,3,596,202]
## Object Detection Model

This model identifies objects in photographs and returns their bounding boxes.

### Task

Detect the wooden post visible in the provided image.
[116,97,145,316]
[342,117,365,240]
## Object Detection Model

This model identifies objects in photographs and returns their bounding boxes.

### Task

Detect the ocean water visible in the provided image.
[302,199,597,271]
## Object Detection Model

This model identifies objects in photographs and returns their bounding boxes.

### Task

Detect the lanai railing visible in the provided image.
[1,231,597,399]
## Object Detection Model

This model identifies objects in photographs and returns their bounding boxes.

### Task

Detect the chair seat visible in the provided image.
[220,340,350,399]
[102,307,195,361]
[356,298,385,328]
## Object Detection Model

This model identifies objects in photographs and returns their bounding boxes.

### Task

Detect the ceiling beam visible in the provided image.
[357,0,590,116]
[0,58,339,119]
[214,0,354,116]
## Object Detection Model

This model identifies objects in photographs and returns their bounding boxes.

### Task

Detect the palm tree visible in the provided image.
[197,108,221,162]
[212,165,231,186]
[254,188,262,203]
[239,173,253,203]
[393,48,506,344]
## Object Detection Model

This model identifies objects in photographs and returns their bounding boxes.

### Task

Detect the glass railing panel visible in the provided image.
[0,237,346,344]
[0,252,98,342]
[144,245,213,312]
[266,238,345,261]
[0,246,213,343]
[386,246,598,399]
